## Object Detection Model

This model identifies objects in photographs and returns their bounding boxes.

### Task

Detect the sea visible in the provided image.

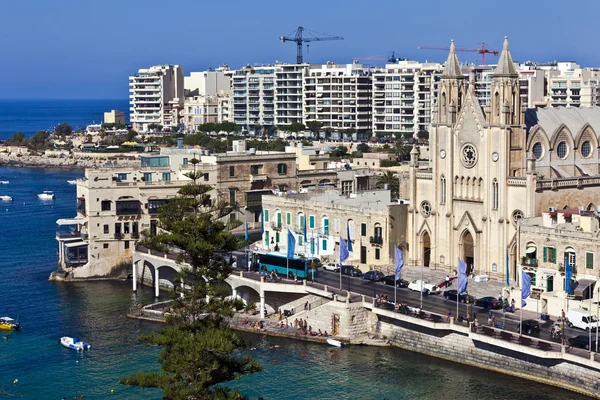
[0,101,591,399]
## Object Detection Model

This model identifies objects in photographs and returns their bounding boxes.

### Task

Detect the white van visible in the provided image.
[566,308,600,332]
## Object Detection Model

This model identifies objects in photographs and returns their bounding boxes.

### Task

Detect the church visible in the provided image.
[407,37,600,282]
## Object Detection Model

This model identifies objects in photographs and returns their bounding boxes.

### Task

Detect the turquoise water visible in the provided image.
[0,166,590,399]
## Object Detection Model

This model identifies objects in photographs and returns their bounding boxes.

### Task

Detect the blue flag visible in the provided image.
[565,259,573,295]
[347,222,353,252]
[245,222,249,249]
[303,214,307,242]
[521,270,531,308]
[260,210,264,235]
[394,247,404,281]
[287,229,296,259]
[340,236,349,263]
[457,259,468,294]
[506,249,510,286]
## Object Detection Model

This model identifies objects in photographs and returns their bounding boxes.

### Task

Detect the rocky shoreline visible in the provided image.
[0,152,140,169]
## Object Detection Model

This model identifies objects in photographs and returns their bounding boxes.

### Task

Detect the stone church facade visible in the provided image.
[407,37,600,282]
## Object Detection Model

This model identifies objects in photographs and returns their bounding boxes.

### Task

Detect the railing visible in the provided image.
[289,297,331,316]
[507,177,527,187]
[370,236,383,245]
[521,258,538,267]
[114,233,123,240]
[271,223,282,231]
[416,172,432,180]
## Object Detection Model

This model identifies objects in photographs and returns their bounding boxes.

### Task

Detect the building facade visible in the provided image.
[546,63,600,108]
[182,90,232,132]
[103,110,125,125]
[184,67,231,97]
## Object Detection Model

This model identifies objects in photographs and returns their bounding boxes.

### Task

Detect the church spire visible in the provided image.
[441,40,463,78]
[494,36,517,77]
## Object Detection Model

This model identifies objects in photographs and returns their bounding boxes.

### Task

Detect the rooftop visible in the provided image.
[263,188,392,211]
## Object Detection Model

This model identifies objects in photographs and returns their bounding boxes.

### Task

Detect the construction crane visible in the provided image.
[418,43,499,65]
[280,26,344,64]
[354,51,403,64]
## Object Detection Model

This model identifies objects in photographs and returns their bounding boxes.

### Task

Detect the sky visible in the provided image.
[1,0,599,99]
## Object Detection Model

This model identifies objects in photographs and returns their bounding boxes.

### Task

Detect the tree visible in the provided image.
[306,120,322,135]
[286,122,305,133]
[324,127,333,140]
[377,171,400,199]
[7,132,26,146]
[126,130,137,142]
[28,130,50,151]
[219,121,238,133]
[120,163,260,398]
[417,130,429,141]
[55,122,73,137]
[394,141,412,161]
[330,145,348,158]
[357,143,370,154]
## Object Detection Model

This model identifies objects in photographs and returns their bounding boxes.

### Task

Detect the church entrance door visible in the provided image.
[422,231,431,268]
[461,230,475,275]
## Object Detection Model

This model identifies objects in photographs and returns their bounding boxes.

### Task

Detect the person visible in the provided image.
[375,293,381,306]
[503,298,509,311]
[466,311,470,323]
[323,330,329,337]
[488,312,493,327]
[510,299,516,312]
[304,301,309,311]
[561,309,566,322]
[294,273,298,283]
[318,329,323,336]
[445,275,450,287]
[473,317,479,332]
[447,309,452,322]
[491,314,496,327]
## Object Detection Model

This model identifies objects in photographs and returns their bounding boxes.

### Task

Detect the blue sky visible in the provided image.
[1,0,598,99]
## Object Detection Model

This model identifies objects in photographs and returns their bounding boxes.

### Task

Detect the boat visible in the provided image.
[60,336,91,351]
[326,338,345,348]
[37,191,55,200]
[0,181,8,185]
[0,195,12,201]
[0,317,20,331]
[67,180,77,185]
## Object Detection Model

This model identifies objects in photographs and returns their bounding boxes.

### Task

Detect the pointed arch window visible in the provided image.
[492,179,499,210]
[441,92,447,117]
[440,175,446,204]
[494,92,500,117]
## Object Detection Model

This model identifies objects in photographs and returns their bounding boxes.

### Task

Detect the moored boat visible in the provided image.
[60,336,91,351]
[38,191,55,200]
[0,317,21,331]
[326,338,345,347]
[67,180,77,185]
[0,181,9,184]
[0,195,12,201]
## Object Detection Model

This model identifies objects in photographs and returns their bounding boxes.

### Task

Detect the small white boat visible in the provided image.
[60,336,91,351]
[67,180,77,185]
[326,338,345,348]
[0,196,12,201]
[0,181,9,185]
[37,191,55,200]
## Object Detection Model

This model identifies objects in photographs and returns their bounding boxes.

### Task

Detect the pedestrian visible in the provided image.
[294,273,298,283]
[488,312,493,327]
[445,275,450,287]
[466,311,470,323]
[304,301,309,311]
[447,309,452,322]
[561,308,566,322]
[375,293,381,306]
[491,314,496,328]
[473,317,479,332]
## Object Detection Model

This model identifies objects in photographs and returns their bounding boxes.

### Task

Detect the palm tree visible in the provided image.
[377,171,400,199]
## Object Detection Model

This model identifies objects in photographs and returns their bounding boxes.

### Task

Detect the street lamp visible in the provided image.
[421,245,437,309]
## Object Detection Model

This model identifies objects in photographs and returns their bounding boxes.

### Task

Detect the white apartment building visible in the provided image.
[232,66,277,131]
[184,66,231,97]
[129,65,184,133]
[546,63,600,107]
[275,64,306,126]
[372,60,443,137]
[303,62,372,132]
[183,90,232,132]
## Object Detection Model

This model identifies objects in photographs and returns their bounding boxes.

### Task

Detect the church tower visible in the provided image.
[437,40,467,126]
[489,37,521,126]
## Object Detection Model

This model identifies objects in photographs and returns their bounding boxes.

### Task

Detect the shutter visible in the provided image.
[587,252,594,269]
[552,248,557,263]
[543,247,548,262]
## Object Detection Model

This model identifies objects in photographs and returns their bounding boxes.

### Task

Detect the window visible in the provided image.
[309,215,315,229]
[276,231,280,243]
[162,172,171,182]
[229,166,235,177]
[229,189,236,206]
[420,201,431,217]
[543,246,556,263]
[276,210,282,228]
[440,175,446,204]
[103,224,109,234]
[512,210,524,226]
[322,239,327,251]
[286,212,291,226]
[299,214,305,230]
[565,248,576,268]
[183,158,188,165]
[264,209,269,222]
[124,241,130,250]
[322,217,329,235]
[277,163,288,175]
[586,252,594,270]
[203,173,209,182]
[374,224,382,238]
[375,248,380,260]
[117,173,127,181]
[265,231,270,246]
[581,141,592,158]
[492,179,499,210]
[101,200,111,211]
[361,223,367,237]
[143,173,152,182]
[532,142,543,160]
[251,165,261,175]
[557,141,568,159]
[123,222,130,234]
[103,243,109,249]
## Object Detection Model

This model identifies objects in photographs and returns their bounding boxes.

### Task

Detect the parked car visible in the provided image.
[349,267,363,277]
[407,280,440,294]
[443,290,475,304]
[516,319,540,336]
[381,275,409,288]
[568,334,597,350]
[362,270,385,281]
[341,265,354,276]
[475,296,503,310]
[566,308,600,332]
[323,262,341,272]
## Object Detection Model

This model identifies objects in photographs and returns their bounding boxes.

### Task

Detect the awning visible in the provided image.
[64,241,88,248]
[526,246,537,254]
[56,218,86,226]
[574,279,596,299]
[565,248,576,253]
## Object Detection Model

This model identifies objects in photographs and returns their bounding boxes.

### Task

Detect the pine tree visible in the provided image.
[120,159,260,399]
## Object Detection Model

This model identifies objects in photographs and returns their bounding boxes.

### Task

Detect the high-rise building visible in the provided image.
[275,64,307,126]
[129,65,184,132]
[232,66,277,132]
[546,63,600,107]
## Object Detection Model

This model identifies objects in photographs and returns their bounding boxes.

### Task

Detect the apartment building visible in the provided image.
[183,90,232,132]
[276,63,306,126]
[303,62,372,132]
[103,110,125,125]
[232,66,277,131]
[372,61,443,137]
[546,63,600,107]
[184,67,231,97]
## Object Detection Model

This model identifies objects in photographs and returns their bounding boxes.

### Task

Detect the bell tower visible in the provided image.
[490,37,521,126]
[437,40,467,126]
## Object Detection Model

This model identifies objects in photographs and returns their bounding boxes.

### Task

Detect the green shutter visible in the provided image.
[543,247,548,262]
[276,231,280,243]
[587,252,594,269]
[286,212,291,225]
[552,248,557,264]
[265,231,269,246]
[300,215,305,229]
[322,239,327,251]
[277,212,282,227]
[324,218,329,235]
[310,215,315,229]
[264,210,269,222]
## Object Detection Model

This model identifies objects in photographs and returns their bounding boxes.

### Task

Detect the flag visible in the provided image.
[303,214,307,242]
[245,222,249,249]
[565,259,573,295]
[505,249,510,286]
[394,247,404,281]
[260,210,264,235]
[457,259,468,294]
[347,222,353,252]
[521,270,531,308]
[340,236,349,264]
[287,229,296,259]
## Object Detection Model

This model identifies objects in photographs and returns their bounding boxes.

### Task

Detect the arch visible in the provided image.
[441,92,447,117]
[274,208,282,228]
[460,230,475,275]
[440,175,446,204]
[297,212,305,230]
[477,178,483,200]
[421,230,431,268]
[564,247,576,270]
[494,92,500,117]
[492,179,499,210]
[300,180,313,187]
[319,179,331,184]
[511,90,517,124]
[526,126,551,159]
[141,260,156,286]
[549,124,574,151]
[454,176,459,198]
[587,202,596,211]
[574,123,598,149]
[466,177,471,199]
[156,265,178,290]
[234,284,261,309]
[525,241,538,265]
[460,176,465,198]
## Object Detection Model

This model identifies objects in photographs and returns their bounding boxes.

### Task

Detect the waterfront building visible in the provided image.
[407,37,600,282]
[371,61,443,137]
[129,65,184,132]
[303,62,372,133]
[182,90,232,132]
[103,110,125,125]
[260,187,407,271]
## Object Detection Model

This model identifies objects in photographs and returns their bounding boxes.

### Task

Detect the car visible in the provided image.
[381,275,409,288]
[340,265,354,276]
[566,308,600,332]
[323,262,341,272]
[407,279,440,294]
[443,290,475,304]
[349,267,363,277]
[475,296,503,310]
[362,270,385,281]
[568,334,597,350]
[516,319,540,336]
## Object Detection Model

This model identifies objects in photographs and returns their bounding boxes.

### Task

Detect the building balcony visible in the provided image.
[370,236,383,245]
[271,222,282,231]
[521,257,538,268]
[114,233,123,240]
[250,174,268,183]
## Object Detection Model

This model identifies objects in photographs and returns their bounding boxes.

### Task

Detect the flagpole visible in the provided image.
[519,266,522,336]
